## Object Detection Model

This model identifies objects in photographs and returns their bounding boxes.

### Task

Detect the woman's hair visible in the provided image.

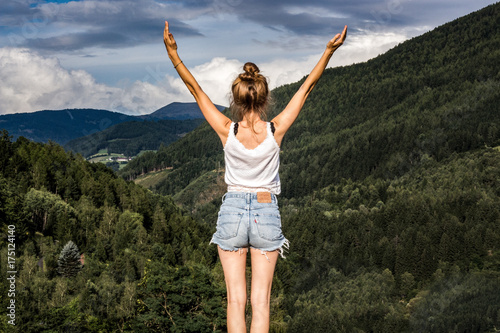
[230,62,269,129]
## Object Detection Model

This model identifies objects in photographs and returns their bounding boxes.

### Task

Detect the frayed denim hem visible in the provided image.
[211,238,290,262]
[209,239,246,254]
[250,238,290,261]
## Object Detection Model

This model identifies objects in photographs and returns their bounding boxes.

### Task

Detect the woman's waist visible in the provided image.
[227,184,280,195]
[222,191,279,204]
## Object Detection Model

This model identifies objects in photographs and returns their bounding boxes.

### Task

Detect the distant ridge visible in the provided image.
[0,102,227,146]
[64,118,205,158]
[0,108,136,145]
[139,102,226,120]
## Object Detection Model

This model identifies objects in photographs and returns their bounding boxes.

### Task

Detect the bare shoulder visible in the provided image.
[270,117,285,147]
[219,119,233,147]
[270,116,284,134]
[223,119,232,132]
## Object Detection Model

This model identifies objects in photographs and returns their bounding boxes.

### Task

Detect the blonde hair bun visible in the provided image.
[230,62,270,126]
[240,62,260,80]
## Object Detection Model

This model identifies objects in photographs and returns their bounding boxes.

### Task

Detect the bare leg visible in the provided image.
[250,248,279,333]
[218,247,248,333]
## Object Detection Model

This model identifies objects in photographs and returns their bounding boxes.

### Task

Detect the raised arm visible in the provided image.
[163,21,231,143]
[272,25,347,146]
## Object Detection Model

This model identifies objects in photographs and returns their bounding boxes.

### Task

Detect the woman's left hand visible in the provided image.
[326,25,347,53]
[163,21,178,54]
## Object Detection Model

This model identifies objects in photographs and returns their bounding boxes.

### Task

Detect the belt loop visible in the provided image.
[274,194,278,205]
[222,193,227,202]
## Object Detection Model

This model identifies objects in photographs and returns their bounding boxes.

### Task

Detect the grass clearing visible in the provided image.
[134,168,172,189]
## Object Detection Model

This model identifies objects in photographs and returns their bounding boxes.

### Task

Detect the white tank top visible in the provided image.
[224,122,281,194]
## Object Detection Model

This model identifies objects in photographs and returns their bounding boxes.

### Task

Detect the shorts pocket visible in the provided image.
[254,213,283,241]
[215,212,244,240]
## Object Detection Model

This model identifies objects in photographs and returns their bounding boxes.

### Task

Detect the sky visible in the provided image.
[0,0,497,116]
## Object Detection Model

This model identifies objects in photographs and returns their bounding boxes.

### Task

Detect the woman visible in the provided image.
[164,21,347,333]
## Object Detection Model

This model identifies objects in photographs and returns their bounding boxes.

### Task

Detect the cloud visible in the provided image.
[0,0,34,25]
[199,0,496,41]
[0,47,239,115]
[0,0,409,54]
[0,47,121,113]
[0,46,302,115]
[3,0,203,51]
[169,56,242,104]
[1,0,495,119]
[24,31,130,51]
[0,25,407,115]
[2,0,495,56]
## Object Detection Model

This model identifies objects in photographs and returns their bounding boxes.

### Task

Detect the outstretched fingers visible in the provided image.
[331,33,341,43]
[335,25,347,43]
[340,24,347,42]
[327,25,347,50]
[164,21,171,41]
[163,20,177,51]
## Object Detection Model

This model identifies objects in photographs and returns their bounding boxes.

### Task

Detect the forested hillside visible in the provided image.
[281,148,500,331]
[64,118,205,158]
[1,3,499,332]
[1,134,499,331]
[0,130,225,331]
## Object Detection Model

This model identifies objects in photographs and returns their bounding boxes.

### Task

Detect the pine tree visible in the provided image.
[57,240,82,277]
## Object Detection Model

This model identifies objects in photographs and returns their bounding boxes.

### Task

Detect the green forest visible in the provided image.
[1,3,500,332]
[64,118,205,158]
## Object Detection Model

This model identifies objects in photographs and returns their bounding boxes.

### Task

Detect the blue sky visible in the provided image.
[0,0,497,115]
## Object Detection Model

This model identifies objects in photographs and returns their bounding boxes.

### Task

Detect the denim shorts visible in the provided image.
[210,192,289,258]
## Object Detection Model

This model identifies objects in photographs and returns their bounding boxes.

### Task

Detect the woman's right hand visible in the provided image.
[163,21,178,55]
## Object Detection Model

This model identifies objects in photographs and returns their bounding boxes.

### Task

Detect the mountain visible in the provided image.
[64,118,205,158]
[0,102,227,146]
[139,102,226,120]
[0,108,136,145]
